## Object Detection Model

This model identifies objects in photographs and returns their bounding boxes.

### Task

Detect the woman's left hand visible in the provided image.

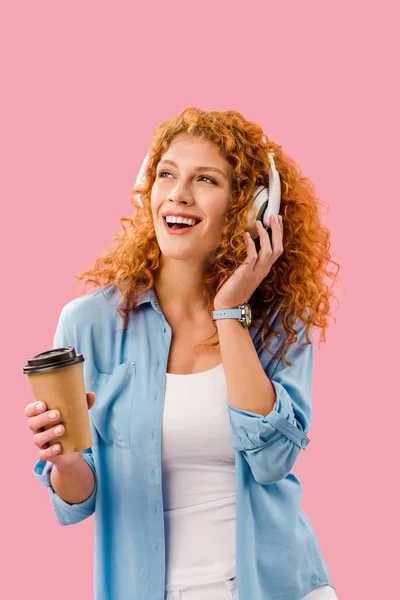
[213,215,284,311]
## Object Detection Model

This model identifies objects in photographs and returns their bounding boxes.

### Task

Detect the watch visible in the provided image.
[212,303,252,327]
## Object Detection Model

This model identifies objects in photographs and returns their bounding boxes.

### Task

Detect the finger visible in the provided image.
[254,220,272,266]
[28,408,61,433]
[87,391,96,410]
[270,215,283,256]
[33,422,65,449]
[245,232,258,267]
[25,401,47,419]
[38,443,62,461]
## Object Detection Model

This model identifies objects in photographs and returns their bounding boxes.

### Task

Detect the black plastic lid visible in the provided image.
[23,346,85,375]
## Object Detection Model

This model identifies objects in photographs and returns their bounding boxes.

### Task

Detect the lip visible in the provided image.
[162,216,202,235]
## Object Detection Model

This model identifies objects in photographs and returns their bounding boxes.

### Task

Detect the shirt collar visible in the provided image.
[103,283,162,315]
[106,283,283,319]
[135,286,161,313]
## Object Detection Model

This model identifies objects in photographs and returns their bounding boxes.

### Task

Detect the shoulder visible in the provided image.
[61,283,120,327]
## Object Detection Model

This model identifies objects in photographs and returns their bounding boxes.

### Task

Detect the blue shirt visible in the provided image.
[33,283,336,599]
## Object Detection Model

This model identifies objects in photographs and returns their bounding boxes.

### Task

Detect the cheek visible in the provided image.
[149,194,160,220]
[204,211,228,246]
[211,207,228,230]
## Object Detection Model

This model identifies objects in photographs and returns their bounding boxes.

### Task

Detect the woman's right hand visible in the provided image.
[25,392,96,470]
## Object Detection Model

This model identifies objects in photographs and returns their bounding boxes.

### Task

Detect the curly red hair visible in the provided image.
[75,107,341,367]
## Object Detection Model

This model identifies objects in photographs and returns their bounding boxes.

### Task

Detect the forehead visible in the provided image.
[162,134,231,170]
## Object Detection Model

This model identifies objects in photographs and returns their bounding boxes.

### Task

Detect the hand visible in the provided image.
[25,392,96,469]
[214,215,283,310]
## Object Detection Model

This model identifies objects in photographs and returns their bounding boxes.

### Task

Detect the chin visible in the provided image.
[159,246,200,261]
[155,229,216,263]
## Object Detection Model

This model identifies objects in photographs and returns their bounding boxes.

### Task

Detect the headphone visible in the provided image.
[133,141,281,233]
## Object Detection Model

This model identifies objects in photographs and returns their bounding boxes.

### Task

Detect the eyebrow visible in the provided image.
[157,159,228,180]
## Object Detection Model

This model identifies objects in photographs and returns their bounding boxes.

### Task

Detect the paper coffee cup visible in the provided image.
[23,346,93,454]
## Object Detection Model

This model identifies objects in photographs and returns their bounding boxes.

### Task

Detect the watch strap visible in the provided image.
[212,308,243,321]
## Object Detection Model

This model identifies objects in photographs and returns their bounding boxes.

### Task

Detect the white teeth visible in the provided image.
[165,216,199,226]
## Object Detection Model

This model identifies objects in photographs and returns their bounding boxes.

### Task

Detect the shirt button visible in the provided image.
[301,438,307,447]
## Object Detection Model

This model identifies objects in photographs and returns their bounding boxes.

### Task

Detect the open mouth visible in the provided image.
[163,217,202,232]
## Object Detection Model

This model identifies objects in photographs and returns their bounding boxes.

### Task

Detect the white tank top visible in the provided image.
[162,362,236,591]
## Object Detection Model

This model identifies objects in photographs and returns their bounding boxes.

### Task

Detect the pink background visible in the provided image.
[1,1,398,598]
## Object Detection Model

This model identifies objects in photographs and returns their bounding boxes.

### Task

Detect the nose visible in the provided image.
[167,181,194,205]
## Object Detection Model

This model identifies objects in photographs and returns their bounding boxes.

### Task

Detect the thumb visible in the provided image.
[86,391,96,409]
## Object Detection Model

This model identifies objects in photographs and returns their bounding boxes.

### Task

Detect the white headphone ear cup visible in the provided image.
[133,192,143,208]
[133,152,151,208]
[265,152,281,226]
[251,186,270,228]
[250,152,282,229]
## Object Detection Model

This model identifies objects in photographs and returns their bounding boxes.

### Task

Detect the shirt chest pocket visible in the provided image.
[84,360,136,450]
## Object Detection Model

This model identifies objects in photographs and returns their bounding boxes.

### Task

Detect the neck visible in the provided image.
[154,258,210,321]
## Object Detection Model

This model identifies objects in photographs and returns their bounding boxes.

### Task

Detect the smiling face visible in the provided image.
[150,133,233,264]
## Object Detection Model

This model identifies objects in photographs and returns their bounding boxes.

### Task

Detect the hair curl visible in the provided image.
[75,107,341,367]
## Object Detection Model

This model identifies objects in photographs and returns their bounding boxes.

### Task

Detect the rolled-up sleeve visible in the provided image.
[33,449,97,526]
[228,316,313,485]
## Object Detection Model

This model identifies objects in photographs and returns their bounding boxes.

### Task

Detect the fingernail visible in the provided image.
[48,410,59,420]
[278,215,283,225]
[54,425,63,434]
[36,402,44,411]
[52,445,60,453]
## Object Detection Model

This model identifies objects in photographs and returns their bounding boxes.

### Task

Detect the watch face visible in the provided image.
[240,304,252,327]
[245,305,252,326]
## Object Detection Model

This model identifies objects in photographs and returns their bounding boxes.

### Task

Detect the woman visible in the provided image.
[27,107,340,599]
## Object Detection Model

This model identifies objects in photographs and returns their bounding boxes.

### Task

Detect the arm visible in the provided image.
[215,317,277,417]
[217,312,312,485]
[32,304,97,525]
[33,449,97,526]
[50,452,95,505]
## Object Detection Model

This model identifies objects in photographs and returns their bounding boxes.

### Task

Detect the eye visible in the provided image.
[198,175,217,184]
[157,171,217,185]
[158,170,173,179]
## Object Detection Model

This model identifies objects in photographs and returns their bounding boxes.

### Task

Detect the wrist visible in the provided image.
[212,302,252,328]
[53,452,84,473]
[213,300,248,310]
[213,304,233,312]
[213,301,247,311]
